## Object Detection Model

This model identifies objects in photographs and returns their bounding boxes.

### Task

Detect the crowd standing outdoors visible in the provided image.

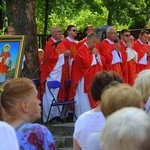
[1,24,150,150]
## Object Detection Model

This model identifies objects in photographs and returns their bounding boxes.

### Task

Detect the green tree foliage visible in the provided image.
[102,0,149,29]
[35,0,149,35]
[35,0,107,34]
[2,0,150,34]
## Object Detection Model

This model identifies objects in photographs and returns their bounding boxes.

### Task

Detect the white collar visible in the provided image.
[51,37,57,42]
[105,38,114,44]
[84,42,89,48]
[66,36,75,42]
[137,38,144,45]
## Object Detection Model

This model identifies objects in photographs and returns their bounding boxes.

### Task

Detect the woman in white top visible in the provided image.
[73,71,124,150]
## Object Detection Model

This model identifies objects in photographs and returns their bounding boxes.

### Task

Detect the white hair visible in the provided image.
[134,69,150,102]
[100,107,150,150]
[106,26,115,34]
[50,27,60,34]
[50,27,56,34]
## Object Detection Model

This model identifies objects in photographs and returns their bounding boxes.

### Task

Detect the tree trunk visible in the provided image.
[43,0,49,49]
[107,11,112,26]
[0,0,3,29]
[6,0,38,78]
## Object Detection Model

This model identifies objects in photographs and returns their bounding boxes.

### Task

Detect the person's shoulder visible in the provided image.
[0,121,14,130]
[76,111,105,126]
[76,43,87,52]
[133,40,139,45]
[85,131,102,150]
[62,38,69,43]
[101,39,107,43]
[45,38,53,46]
[75,111,94,123]
[25,123,53,136]
[29,123,47,129]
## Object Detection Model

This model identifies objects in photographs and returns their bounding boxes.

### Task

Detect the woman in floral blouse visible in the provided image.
[0,77,56,150]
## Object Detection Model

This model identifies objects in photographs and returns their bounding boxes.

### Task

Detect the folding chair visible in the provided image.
[32,78,43,123]
[32,78,42,99]
[32,78,40,87]
[46,80,76,125]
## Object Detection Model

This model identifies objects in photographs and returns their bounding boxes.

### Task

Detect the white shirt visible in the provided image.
[85,131,102,150]
[0,121,19,150]
[73,111,105,149]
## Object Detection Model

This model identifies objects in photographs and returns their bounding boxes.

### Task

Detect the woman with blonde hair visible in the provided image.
[101,83,143,117]
[0,77,56,149]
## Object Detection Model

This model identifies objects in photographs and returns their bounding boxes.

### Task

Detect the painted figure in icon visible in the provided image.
[0,44,11,83]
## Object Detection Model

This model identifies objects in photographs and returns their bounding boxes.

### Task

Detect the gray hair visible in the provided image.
[87,32,99,40]
[106,26,115,34]
[50,27,56,34]
[134,69,150,102]
[100,107,150,150]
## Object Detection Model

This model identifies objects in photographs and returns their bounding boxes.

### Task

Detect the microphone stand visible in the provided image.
[32,44,59,99]
[32,44,58,79]
[32,40,62,79]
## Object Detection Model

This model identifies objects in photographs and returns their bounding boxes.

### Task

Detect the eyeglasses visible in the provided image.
[72,29,78,32]
[123,34,130,37]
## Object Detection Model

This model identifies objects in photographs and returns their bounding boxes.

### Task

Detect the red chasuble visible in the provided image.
[40,38,69,100]
[101,39,123,78]
[78,38,86,48]
[133,40,150,73]
[63,38,78,59]
[120,41,137,85]
[79,38,104,59]
[119,41,128,83]
[69,44,103,108]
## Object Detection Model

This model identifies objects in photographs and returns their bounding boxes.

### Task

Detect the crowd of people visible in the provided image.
[40,25,150,122]
[1,24,150,150]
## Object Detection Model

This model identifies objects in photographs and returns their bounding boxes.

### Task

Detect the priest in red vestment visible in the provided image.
[133,30,150,74]
[101,26,123,78]
[63,25,78,75]
[40,26,70,122]
[69,32,104,118]
[120,29,137,85]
